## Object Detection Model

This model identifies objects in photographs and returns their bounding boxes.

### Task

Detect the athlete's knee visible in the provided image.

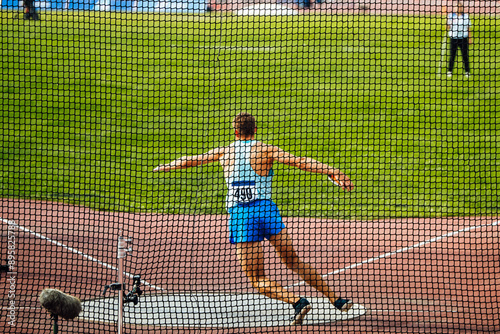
[241,267,265,284]
[247,274,269,290]
[283,257,307,272]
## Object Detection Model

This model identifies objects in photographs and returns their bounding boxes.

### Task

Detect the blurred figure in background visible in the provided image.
[447,2,472,78]
[23,0,40,21]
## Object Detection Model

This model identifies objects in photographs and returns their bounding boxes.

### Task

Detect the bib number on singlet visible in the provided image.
[231,181,257,204]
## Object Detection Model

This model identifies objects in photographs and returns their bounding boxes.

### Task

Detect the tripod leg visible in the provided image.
[51,314,58,334]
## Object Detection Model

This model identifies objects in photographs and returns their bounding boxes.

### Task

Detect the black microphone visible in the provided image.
[39,288,82,320]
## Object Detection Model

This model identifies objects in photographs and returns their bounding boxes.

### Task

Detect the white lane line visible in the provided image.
[1,218,165,292]
[287,220,499,288]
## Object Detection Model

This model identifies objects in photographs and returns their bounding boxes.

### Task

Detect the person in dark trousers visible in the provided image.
[23,0,40,21]
[447,2,471,78]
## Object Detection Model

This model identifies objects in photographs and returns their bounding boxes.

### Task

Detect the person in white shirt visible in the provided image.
[447,2,472,78]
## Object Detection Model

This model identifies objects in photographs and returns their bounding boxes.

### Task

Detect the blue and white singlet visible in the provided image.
[225,140,273,210]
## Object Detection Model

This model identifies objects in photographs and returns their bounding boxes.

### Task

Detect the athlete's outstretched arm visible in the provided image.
[153,147,224,172]
[270,146,354,192]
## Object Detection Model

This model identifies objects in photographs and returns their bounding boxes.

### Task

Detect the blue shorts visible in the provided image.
[228,200,285,244]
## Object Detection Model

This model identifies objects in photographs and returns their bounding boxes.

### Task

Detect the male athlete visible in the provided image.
[153,112,355,325]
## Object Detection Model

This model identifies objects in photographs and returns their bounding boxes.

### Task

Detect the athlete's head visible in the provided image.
[232,112,256,138]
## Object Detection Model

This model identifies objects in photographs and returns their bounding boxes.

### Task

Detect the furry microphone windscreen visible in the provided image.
[39,288,82,320]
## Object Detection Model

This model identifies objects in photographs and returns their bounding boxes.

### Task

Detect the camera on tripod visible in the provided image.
[124,275,143,305]
[103,274,142,305]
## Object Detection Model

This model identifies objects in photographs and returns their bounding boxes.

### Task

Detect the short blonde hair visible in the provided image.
[232,112,256,136]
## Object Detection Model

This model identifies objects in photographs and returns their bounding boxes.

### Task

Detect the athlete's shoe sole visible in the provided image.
[290,303,312,325]
[334,298,353,312]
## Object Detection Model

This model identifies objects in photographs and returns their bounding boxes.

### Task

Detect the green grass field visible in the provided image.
[1,11,498,219]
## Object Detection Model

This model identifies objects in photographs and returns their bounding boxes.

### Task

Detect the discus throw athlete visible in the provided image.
[153,112,355,325]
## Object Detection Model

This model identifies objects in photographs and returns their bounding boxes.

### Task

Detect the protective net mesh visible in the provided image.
[1,1,499,333]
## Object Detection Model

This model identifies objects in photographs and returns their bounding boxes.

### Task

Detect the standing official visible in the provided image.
[447,2,471,78]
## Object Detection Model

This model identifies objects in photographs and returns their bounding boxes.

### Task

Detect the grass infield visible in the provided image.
[1,11,498,219]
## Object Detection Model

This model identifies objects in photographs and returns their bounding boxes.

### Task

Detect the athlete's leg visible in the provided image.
[269,228,341,305]
[236,240,298,304]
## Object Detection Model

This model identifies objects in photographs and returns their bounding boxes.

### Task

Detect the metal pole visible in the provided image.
[117,235,127,334]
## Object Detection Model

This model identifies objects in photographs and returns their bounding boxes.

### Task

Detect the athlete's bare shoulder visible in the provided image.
[251,141,288,159]
[251,141,279,152]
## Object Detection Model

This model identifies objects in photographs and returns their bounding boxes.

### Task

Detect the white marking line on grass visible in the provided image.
[0,218,165,292]
[287,220,500,288]
[168,44,277,52]
[213,46,276,52]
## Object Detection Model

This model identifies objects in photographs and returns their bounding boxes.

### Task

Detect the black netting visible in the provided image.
[1,1,499,333]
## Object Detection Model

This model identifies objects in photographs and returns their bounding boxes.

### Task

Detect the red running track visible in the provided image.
[0,198,498,333]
